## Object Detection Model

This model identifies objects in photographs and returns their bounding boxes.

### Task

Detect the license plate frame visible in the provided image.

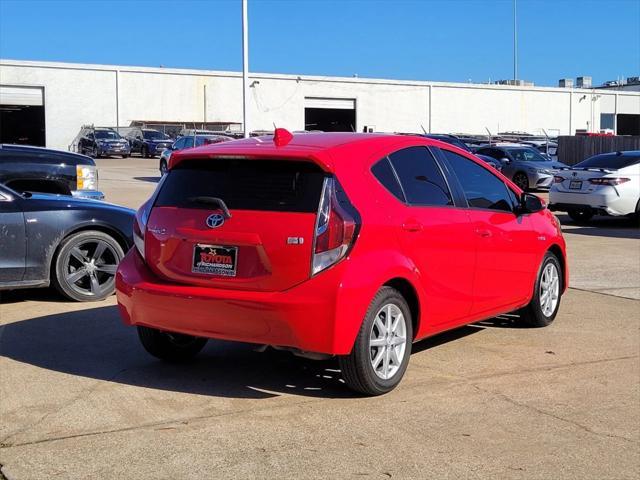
[192,244,238,277]
[569,180,582,190]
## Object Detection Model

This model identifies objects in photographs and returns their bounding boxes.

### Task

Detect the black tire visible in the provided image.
[513,172,529,191]
[339,286,413,396]
[568,208,594,223]
[137,326,207,362]
[517,251,563,328]
[52,230,125,302]
[142,146,149,158]
[160,159,168,175]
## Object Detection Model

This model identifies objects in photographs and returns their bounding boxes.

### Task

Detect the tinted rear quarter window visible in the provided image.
[155,158,326,213]
[388,146,452,206]
[371,158,404,201]
[443,150,514,212]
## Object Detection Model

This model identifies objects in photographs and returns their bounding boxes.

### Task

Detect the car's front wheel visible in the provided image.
[339,286,413,396]
[138,326,208,362]
[518,251,563,327]
[159,159,168,175]
[513,172,529,191]
[52,230,124,301]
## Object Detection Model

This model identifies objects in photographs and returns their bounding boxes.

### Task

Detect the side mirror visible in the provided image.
[519,192,544,214]
[500,157,511,164]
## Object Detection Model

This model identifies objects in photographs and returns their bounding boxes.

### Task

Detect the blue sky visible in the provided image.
[0,0,638,86]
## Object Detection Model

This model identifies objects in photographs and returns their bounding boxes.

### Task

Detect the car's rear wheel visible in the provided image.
[160,159,168,175]
[568,208,594,223]
[142,146,149,158]
[518,251,563,327]
[339,286,413,396]
[137,326,208,362]
[513,172,529,191]
[52,230,124,302]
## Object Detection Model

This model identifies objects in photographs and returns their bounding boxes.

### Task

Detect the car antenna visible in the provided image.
[420,124,428,134]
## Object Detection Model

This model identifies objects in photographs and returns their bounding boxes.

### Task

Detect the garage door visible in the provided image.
[0,86,44,106]
[0,85,46,146]
[304,97,356,132]
[304,97,355,110]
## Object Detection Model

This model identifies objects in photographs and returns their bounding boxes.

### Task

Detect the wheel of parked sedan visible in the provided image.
[160,159,168,175]
[142,146,149,158]
[52,230,124,302]
[339,286,413,396]
[567,209,594,223]
[517,251,563,328]
[513,172,529,191]
[137,326,208,362]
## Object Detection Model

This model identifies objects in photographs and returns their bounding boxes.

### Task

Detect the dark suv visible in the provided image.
[0,144,104,199]
[126,128,173,158]
[78,127,130,158]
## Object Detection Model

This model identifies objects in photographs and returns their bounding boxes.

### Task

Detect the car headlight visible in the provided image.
[76,165,98,190]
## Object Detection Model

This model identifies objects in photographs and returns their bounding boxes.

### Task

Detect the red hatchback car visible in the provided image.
[116,131,567,395]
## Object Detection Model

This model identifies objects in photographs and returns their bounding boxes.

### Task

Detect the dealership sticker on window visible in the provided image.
[192,244,238,276]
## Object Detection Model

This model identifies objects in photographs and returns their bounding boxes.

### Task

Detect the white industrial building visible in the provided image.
[1,59,639,151]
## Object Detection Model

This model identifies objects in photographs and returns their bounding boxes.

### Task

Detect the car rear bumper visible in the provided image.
[99,147,130,156]
[549,190,635,216]
[71,190,105,200]
[116,249,342,355]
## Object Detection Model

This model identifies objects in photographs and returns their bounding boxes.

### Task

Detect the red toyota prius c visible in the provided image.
[116,130,568,395]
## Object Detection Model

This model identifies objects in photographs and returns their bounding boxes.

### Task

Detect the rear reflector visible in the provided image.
[553,176,564,183]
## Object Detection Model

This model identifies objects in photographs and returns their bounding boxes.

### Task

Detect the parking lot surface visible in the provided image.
[1,157,639,479]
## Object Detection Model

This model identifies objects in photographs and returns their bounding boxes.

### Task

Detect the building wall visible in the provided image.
[1,59,639,151]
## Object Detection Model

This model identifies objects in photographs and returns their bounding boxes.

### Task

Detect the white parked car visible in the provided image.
[549,151,640,222]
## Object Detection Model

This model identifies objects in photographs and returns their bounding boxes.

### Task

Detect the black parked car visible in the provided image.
[420,134,471,152]
[126,128,173,158]
[475,154,503,171]
[0,183,134,301]
[78,127,130,158]
[0,144,104,200]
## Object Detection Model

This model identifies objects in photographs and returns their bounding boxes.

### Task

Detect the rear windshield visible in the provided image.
[575,153,640,170]
[155,158,326,213]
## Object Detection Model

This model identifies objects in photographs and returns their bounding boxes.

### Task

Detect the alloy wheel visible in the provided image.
[539,262,559,317]
[514,173,529,190]
[64,239,119,298]
[369,303,407,380]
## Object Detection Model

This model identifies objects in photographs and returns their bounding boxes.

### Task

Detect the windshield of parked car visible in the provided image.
[94,130,121,140]
[575,153,640,170]
[506,147,549,162]
[143,130,170,140]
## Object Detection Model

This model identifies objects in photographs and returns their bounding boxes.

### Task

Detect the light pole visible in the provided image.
[513,0,518,82]
[242,0,249,138]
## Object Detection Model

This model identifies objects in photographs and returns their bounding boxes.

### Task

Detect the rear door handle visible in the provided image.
[402,221,423,232]
[475,228,492,238]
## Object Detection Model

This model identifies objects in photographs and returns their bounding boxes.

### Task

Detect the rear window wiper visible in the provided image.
[187,196,232,218]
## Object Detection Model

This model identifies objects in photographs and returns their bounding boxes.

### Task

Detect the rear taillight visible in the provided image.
[553,176,565,183]
[588,177,630,186]
[133,200,151,258]
[312,177,358,275]
[133,175,168,259]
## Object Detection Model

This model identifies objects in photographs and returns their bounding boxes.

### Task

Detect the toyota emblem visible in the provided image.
[206,214,225,228]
